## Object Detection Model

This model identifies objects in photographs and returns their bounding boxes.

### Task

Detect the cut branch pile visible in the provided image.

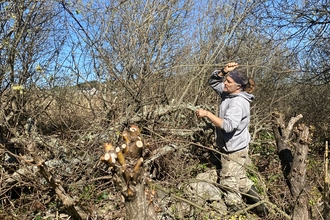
[10,139,85,220]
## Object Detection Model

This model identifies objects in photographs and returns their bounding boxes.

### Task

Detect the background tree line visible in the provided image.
[0,0,329,219]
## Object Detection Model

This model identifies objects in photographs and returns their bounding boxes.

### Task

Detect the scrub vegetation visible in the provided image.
[0,0,329,219]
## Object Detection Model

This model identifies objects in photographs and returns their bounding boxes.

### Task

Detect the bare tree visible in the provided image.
[254,0,330,141]
[0,0,71,137]
[59,0,194,123]
[256,0,330,84]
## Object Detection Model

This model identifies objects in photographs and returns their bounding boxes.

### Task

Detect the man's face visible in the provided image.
[224,75,241,94]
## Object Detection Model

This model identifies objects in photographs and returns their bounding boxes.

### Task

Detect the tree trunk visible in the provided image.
[125,181,157,220]
[272,112,310,220]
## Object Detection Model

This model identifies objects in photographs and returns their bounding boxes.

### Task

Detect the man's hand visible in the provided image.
[223,62,239,73]
[196,108,223,127]
[195,109,208,118]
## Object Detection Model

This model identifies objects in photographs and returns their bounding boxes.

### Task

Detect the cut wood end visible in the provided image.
[121,143,128,154]
[129,125,140,134]
[104,153,110,161]
[136,140,143,148]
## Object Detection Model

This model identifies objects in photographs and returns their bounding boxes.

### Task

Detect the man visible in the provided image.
[196,62,268,216]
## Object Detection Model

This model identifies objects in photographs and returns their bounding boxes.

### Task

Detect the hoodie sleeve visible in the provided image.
[209,70,225,96]
[221,104,243,133]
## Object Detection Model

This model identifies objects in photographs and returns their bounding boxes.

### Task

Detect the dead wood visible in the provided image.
[7,137,85,219]
[272,112,311,220]
[118,103,200,125]
[28,144,83,219]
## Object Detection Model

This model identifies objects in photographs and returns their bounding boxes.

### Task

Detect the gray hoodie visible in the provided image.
[209,70,255,153]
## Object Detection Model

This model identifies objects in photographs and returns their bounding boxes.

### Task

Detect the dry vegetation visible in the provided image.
[0,78,328,220]
[1,0,330,219]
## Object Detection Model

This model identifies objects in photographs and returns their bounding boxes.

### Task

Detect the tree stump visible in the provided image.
[272,112,311,220]
[100,125,156,219]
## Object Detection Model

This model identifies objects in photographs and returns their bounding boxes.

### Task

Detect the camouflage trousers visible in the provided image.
[215,147,254,206]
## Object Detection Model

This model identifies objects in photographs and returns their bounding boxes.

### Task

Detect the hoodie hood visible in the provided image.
[227,91,255,102]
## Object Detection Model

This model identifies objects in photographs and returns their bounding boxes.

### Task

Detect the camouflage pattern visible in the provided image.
[218,147,253,206]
